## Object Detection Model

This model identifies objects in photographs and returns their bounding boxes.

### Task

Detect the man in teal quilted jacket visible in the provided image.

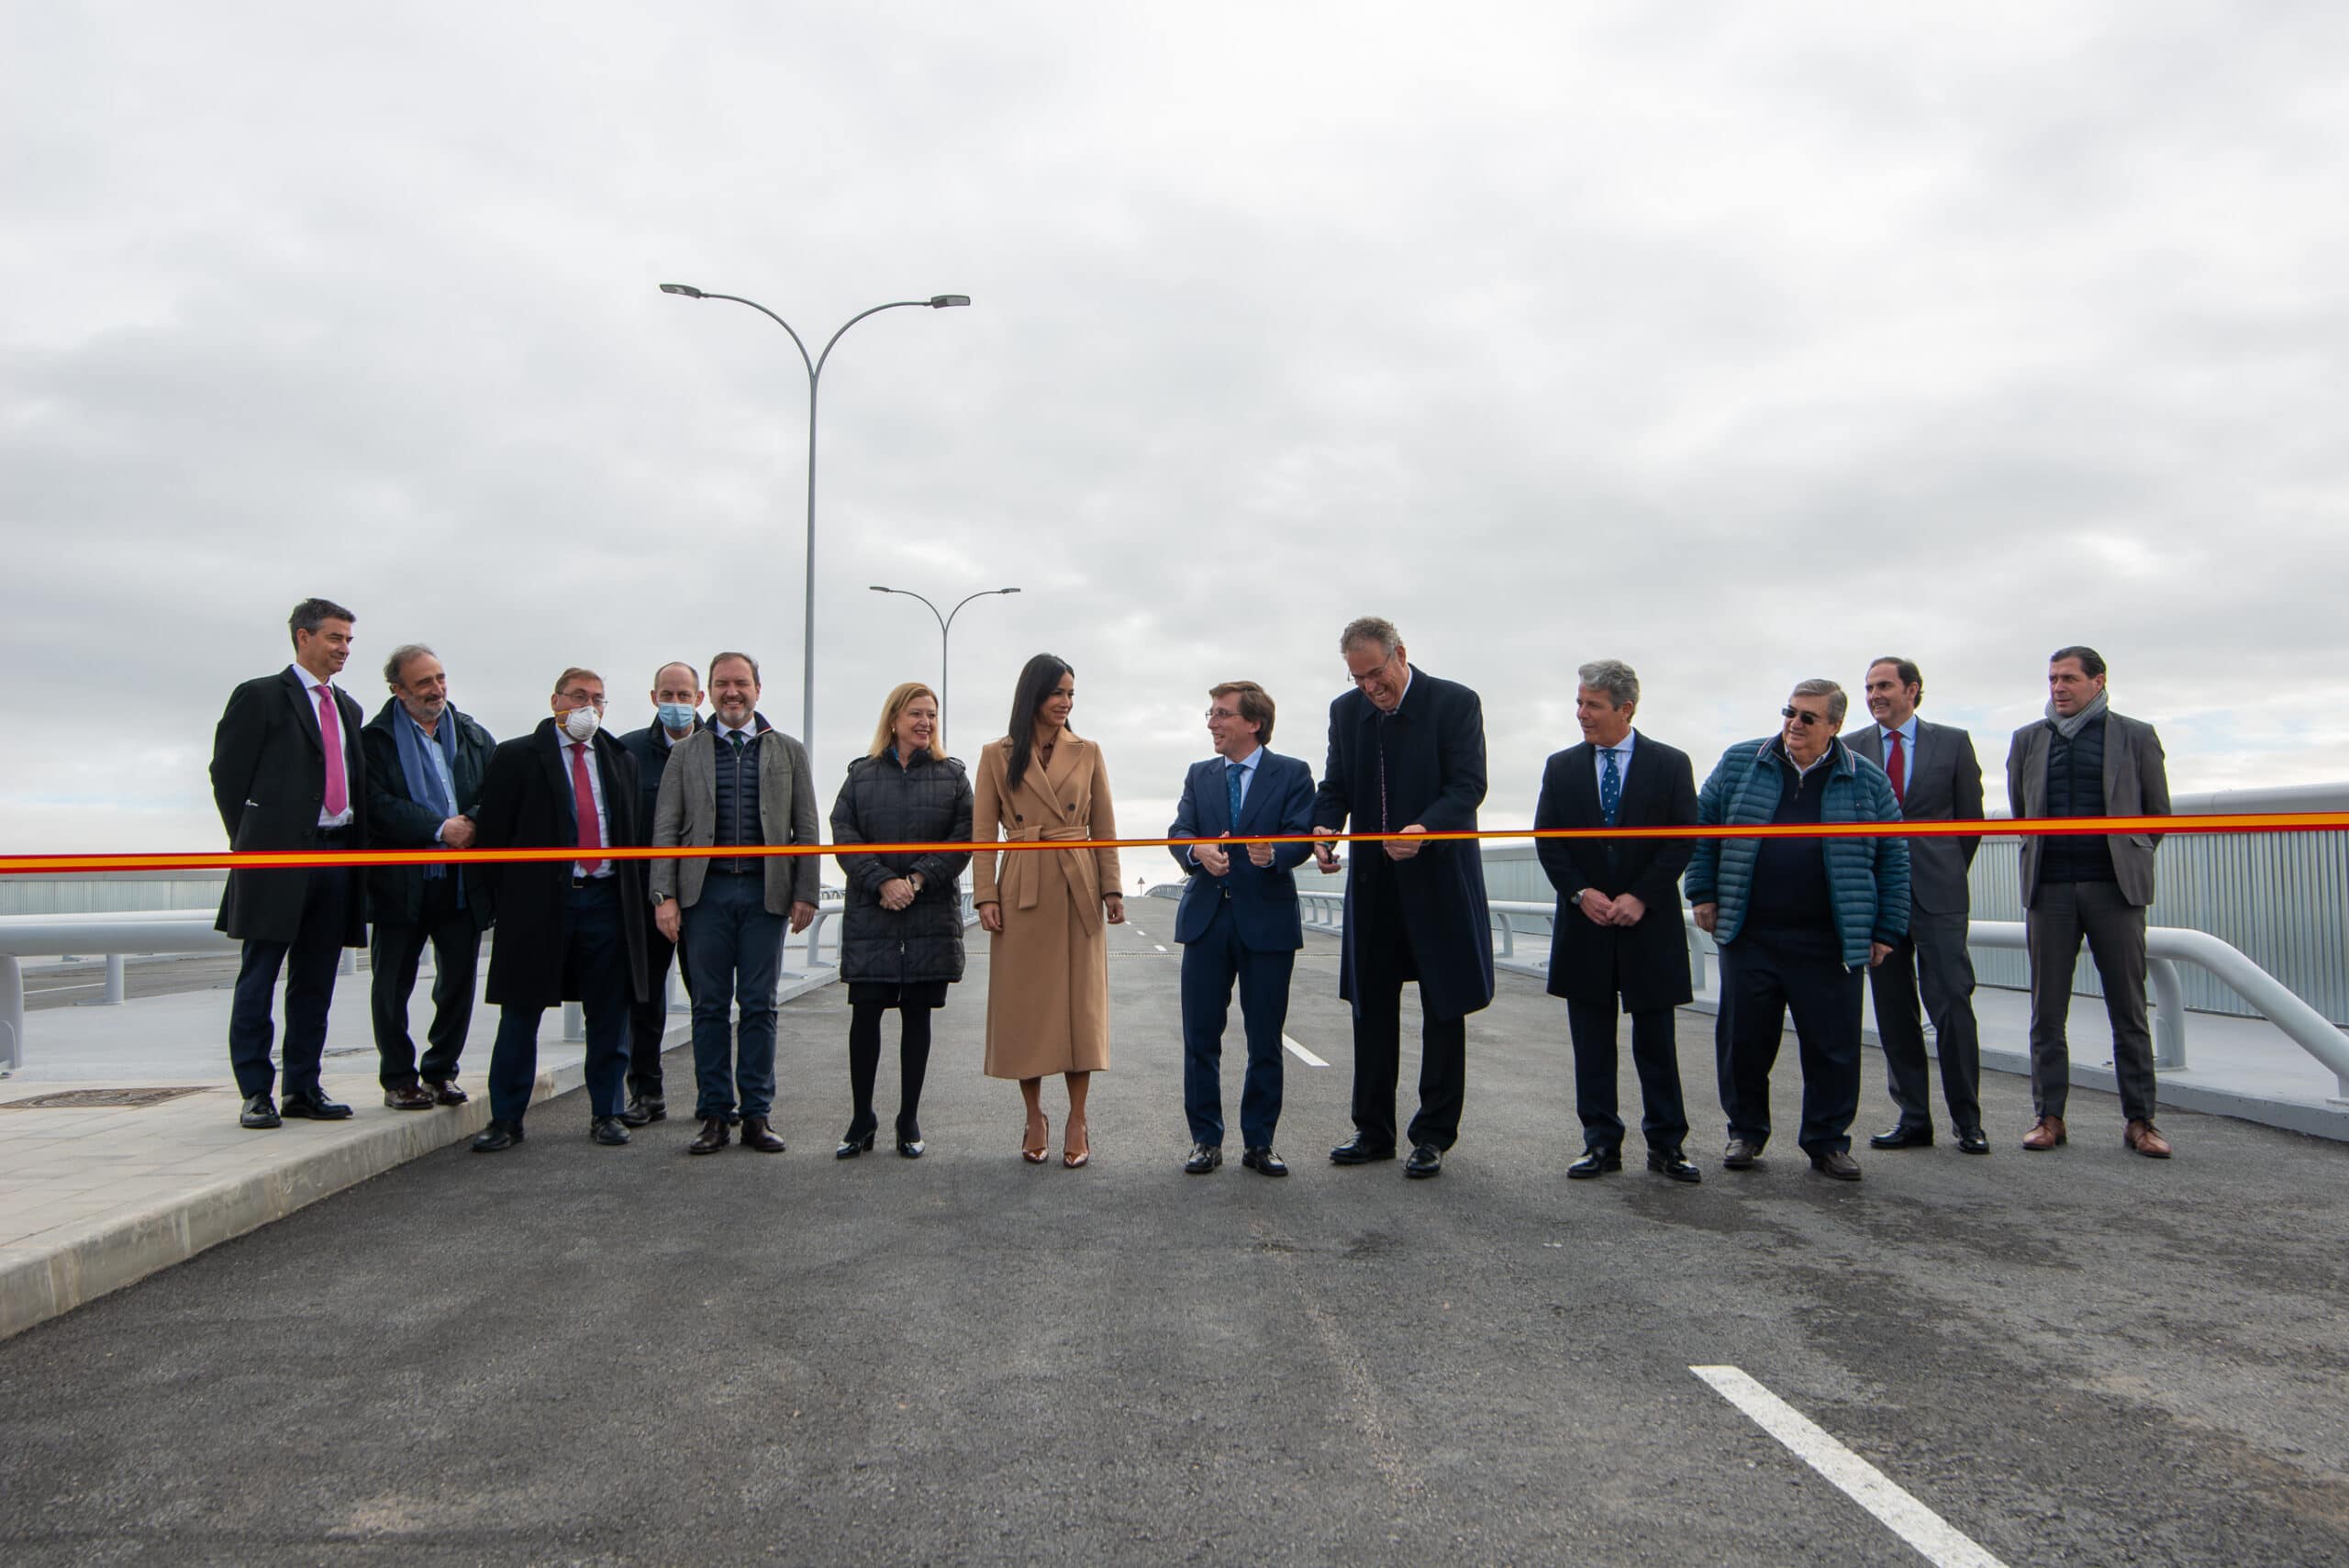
[1687,680,1909,1182]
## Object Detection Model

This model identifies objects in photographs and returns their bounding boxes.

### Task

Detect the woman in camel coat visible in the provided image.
[973,652,1124,1166]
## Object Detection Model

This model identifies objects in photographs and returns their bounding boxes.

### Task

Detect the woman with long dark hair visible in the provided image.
[830,683,973,1158]
[972,653,1123,1166]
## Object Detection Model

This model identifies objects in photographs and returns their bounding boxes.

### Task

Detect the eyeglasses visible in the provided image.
[1781,706,1831,727]
[559,691,607,710]
[1205,707,1242,722]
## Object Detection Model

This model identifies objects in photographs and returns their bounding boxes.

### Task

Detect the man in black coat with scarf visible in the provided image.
[1533,660,1703,1184]
[1310,617,1494,1179]
[362,643,496,1110]
[467,666,650,1152]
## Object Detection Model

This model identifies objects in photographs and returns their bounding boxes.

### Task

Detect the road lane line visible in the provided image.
[1281,1034,1329,1068]
[1690,1366,2008,1568]
[1153,943,1168,953]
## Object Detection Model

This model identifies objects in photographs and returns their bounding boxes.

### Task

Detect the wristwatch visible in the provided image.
[651,892,671,907]
[1571,889,1588,906]
[908,872,926,893]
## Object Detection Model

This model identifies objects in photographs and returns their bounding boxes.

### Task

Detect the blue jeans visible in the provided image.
[684,872,785,1119]
[485,880,633,1126]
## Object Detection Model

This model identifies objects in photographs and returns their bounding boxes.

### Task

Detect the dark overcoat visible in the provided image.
[1532,732,1698,1012]
[359,699,496,929]
[830,749,974,986]
[1310,666,1495,1022]
[472,718,649,1008]
[210,667,371,946]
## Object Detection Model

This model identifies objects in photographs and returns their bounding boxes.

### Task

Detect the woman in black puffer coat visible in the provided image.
[829,682,974,1158]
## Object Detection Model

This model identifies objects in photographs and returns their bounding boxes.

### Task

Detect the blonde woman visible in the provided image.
[829,684,973,1158]
[973,653,1123,1166]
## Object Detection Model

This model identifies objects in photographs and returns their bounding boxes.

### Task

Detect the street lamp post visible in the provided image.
[660,283,970,775]
[867,584,1020,749]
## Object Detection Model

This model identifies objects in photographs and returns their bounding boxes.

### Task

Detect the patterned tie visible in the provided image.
[569,742,606,874]
[1886,729,1907,805]
[1227,760,1244,829]
[1599,747,1622,828]
[315,684,348,818]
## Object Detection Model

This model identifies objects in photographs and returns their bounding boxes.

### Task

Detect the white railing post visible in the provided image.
[104,954,127,1005]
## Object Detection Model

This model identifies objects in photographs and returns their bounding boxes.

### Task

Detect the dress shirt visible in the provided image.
[1186,745,1262,866]
[566,739,613,878]
[1590,728,1636,791]
[291,664,356,829]
[1878,715,1919,753]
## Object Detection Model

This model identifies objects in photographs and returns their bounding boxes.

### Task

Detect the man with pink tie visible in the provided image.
[210,597,373,1129]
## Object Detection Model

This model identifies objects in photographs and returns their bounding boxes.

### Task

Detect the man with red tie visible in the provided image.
[211,598,373,1129]
[468,667,651,1151]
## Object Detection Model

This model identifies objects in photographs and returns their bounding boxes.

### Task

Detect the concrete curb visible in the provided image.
[0,1052,595,1343]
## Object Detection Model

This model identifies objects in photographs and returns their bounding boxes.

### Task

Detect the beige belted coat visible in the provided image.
[972,733,1121,1078]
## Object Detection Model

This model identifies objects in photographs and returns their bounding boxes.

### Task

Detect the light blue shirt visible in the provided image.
[1591,728,1636,792]
[1878,716,1919,751]
[1225,746,1261,809]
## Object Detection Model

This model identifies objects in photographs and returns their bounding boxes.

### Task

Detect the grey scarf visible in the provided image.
[2043,686,2110,740]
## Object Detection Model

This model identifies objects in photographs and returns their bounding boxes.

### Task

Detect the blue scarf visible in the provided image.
[394,707,462,896]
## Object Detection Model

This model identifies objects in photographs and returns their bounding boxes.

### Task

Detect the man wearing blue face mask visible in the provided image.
[618,661,704,1126]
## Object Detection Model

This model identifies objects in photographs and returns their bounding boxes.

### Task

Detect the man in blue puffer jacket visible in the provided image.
[1687,679,1909,1182]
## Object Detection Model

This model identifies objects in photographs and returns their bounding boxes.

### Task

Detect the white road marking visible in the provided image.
[1281,1034,1330,1068]
[1130,927,1144,936]
[1690,1365,2009,1568]
[1153,943,1168,953]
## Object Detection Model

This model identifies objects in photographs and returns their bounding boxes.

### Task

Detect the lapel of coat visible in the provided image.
[1562,742,1601,825]
[283,668,326,757]
[537,721,574,834]
[2023,724,2052,813]
[2102,712,2133,812]
[1040,735,1083,815]
[593,731,629,843]
[1232,751,1273,836]
[1616,735,1658,822]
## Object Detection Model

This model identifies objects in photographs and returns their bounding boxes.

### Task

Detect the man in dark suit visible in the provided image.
[467,666,651,1152]
[1168,681,1318,1178]
[209,597,370,1130]
[1845,657,1988,1155]
[1532,660,1702,1184]
[1310,617,1494,1179]
[361,643,495,1111]
[2006,645,2174,1158]
[616,659,703,1127]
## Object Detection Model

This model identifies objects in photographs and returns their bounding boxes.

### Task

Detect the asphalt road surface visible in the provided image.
[5,915,2345,1565]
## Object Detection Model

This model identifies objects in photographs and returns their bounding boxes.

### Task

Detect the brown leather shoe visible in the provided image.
[427,1078,468,1106]
[383,1083,435,1111]
[2021,1116,2067,1151]
[687,1116,730,1155]
[740,1117,786,1154]
[2124,1118,2173,1159]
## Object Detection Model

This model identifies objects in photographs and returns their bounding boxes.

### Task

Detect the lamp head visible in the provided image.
[998,587,1020,595]
[929,295,971,308]
[659,283,706,298]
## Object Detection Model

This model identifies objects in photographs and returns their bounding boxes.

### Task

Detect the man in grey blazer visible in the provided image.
[2006,646,2173,1158]
[1845,658,1987,1155]
[651,651,820,1155]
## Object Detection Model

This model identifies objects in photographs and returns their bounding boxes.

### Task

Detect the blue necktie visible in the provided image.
[1227,760,1245,829]
[1599,748,1623,828]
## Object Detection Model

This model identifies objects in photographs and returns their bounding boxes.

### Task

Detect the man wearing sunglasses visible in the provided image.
[1687,680,1909,1181]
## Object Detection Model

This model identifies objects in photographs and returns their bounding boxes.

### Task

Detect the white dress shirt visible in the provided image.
[290,664,356,829]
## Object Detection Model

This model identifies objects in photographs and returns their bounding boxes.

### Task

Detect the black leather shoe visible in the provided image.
[1809,1149,1863,1182]
[1647,1149,1702,1184]
[618,1100,651,1129]
[1868,1123,1933,1150]
[1403,1143,1443,1179]
[1956,1127,1990,1155]
[384,1084,436,1111]
[687,1116,730,1155]
[1723,1138,1763,1170]
[740,1117,786,1153]
[279,1088,353,1121]
[1241,1146,1288,1177]
[621,1094,663,1126]
[1184,1142,1223,1175]
[1567,1147,1623,1179]
[426,1078,468,1106]
[239,1095,281,1129]
[1329,1134,1397,1165]
[836,1124,877,1160]
[471,1119,523,1152]
[590,1116,631,1147]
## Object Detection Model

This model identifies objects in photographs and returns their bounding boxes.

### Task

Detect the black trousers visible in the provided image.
[1714,925,1864,1156]
[227,863,355,1102]
[847,1000,933,1139]
[1566,998,1688,1155]
[1349,906,1466,1151]
[369,876,483,1089]
[1865,906,1981,1133]
[2026,880,2155,1122]
[1179,901,1293,1150]
[626,908,685,1101]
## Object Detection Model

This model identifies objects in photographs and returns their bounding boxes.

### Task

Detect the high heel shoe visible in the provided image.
[1022,1112,1050,1164]
[1063,1117,1091,1169]
[835,1123,877,1160]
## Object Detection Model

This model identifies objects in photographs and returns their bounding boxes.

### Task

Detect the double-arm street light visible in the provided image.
[867,584,1020,748]
[659,282,970,773]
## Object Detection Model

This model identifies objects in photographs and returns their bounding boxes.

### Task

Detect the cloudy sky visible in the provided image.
[6,2,2344,878]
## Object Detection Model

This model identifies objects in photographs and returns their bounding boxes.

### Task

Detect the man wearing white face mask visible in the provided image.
[468,666,651,1152]
[617,660,704,1126]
